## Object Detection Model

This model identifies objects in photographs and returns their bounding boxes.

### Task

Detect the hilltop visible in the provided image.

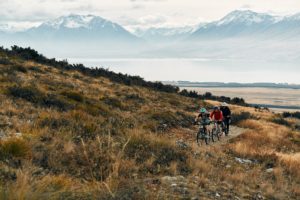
[0,47,299,199]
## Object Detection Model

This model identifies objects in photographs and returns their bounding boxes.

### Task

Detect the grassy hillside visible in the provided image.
[0,47,299,199]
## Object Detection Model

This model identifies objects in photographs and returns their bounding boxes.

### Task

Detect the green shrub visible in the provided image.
[12,65,28,73]
[231,112,252,125]
[7,86,73,111]
[61,91,84,102]
[151,111,178,126]
[0,58,11,65]
[7,85,44,104]
[271,117,290,126]
[282,111,300,119]
[125,93,145,103]
[125,134,190,174]
[28,66,44,73]
[43,95,73,111]
[102,97,126,110]
[0,138,30,159]
[39,117,71,129]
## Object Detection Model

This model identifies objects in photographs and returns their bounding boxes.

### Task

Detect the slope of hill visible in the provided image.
[0,47,299,199]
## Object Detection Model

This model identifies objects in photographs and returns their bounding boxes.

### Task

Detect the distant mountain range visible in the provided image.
[189,10,300,40]
[134,26,198,43]
[0,14,143,57]
[26,14,139,42]
[0,10,300,59]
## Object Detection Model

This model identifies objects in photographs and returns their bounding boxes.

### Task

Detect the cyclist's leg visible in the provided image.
[223,118,229,135]
[217,121,221,133]
[227,118,230,133]
[218,121,224,136]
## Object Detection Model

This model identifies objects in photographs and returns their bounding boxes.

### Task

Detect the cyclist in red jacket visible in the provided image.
[210,106,224,135]
[210,106,223,121]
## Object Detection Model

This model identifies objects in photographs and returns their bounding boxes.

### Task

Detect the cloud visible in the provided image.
[0,0,299,31]
[117,14,167,29]
[240,4,252,10]
[130,0,167,2]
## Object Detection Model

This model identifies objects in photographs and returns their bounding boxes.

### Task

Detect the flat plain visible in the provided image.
[182,87,300,112]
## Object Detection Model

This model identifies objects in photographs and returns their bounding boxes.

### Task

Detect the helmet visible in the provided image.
[199,108,207,113]
[213,106,219,110]
[221,102,228,107]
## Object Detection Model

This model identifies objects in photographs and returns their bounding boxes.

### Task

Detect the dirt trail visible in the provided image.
[168,125,247,148]
[212,125,246,146]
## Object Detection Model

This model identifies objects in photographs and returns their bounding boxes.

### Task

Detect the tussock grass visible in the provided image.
[0,52,299,199]
[0,138,31,160]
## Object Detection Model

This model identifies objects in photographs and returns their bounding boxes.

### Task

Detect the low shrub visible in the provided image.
[102,96,127,110]
[0,138,31,160]
[231,112,252,125]
[39,117,71,129]
[28,66,44,73]
[125,93,145,104]
[12,65,28,73]
[35,139,114,181]
[7,85,44,104]
[150,111,178,126]
[43,95,73,111]
[7,86,73,111]
[61,91,84,102]
[282,112,300,119]
[0,58,11,65]
[271,117,290,126]
[125,134,190,175]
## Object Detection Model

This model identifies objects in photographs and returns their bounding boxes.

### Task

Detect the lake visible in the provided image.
[66,58,300,84]
[181,87,300,112]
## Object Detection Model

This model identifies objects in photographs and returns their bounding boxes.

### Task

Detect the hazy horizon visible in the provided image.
[67,58,300,84]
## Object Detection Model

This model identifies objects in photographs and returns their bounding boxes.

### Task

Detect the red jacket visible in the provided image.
[210,110,223,121]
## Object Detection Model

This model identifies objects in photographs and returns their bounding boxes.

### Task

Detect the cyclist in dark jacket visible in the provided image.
[220,102,231,135]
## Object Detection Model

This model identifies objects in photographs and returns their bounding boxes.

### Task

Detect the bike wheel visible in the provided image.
[204,136,209,145]
[208,131,212,142]
[216,129,220,141]
[196,131,201,145]
[211,128,216,142]
[203,129,209,145]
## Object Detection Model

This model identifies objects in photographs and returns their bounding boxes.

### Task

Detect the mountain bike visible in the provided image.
[211,121,223,142]
[196,121,210,145]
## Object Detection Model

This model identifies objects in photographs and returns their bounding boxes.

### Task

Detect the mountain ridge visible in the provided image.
[0,10,299,59]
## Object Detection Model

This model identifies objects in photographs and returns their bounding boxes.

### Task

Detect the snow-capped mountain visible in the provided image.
[189,10,300,40]
[27,14,140,42]
[215,10,279,26]
[134,26,198,42]
[41,14,100,29]
[0,10,299,59]
[1,14,144,57]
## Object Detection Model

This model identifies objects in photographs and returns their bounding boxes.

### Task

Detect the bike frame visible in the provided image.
[213,121,222,132]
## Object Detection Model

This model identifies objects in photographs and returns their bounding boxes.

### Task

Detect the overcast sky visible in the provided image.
[1,0,300,30]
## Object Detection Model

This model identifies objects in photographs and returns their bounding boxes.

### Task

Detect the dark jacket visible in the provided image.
[220,106,231,117]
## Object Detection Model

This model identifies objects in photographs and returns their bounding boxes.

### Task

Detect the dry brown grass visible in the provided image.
[0,56,299,199]
[277,153,300,179]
